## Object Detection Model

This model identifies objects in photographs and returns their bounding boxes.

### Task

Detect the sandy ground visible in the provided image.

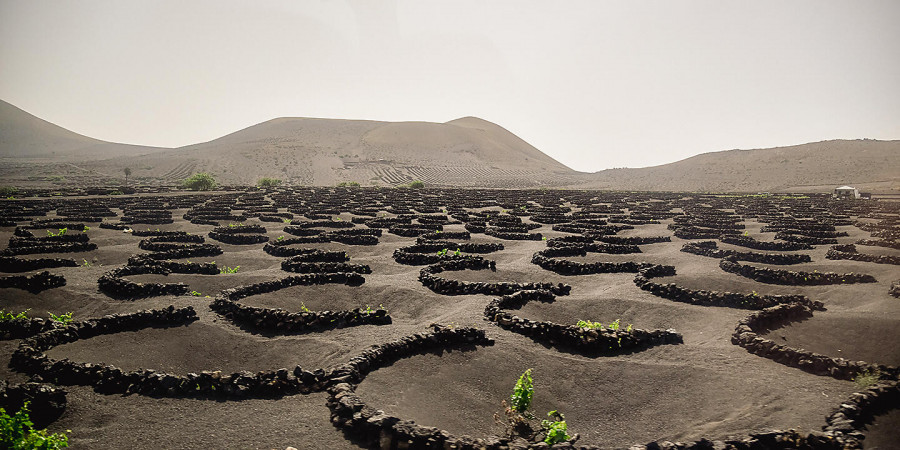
[1,192,898,449]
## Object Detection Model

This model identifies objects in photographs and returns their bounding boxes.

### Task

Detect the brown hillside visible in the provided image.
[92,116,577,187]
[0,100,167,160]
[1,100,897,193]
[574,140,900,193]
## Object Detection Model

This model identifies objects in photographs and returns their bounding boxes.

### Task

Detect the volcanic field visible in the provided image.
[0,186,898,449]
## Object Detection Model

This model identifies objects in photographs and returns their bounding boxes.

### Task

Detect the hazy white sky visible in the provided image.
[1,0,898,171]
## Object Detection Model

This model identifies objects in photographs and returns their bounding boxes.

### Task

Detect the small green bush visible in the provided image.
[0,309,30,322]
[408,180,425,189]
[510,368,534,415]
[337,181,360,187]
[0,186,18,197]
[257,177,282,188]
[576,320,603,330]
[219,266,240,274]
[0,402,70,449]
[48,312,73,325]
[181,173,217,191]
[46,228,67,237]
[854,369,882,389]
[541,410,570,445]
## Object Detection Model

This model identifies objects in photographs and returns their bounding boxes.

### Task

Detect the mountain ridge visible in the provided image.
[0,100,168,159]
[0,99,897,193]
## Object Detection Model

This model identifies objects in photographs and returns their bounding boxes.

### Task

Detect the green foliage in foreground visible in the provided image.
[0,402,70,449]
[0,186,18,197]
[181,172,217,191]
[510,368,534,415]
[257,177,282,188]
[541,410,570,445]
[498,369,574,445]
[0,309,30,322]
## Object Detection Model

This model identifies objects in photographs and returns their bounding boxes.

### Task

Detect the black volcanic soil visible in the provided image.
[761,314,900,367]
[0,187,897,449]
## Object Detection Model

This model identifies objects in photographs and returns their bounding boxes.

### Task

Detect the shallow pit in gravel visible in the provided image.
[761,313,900,367]
[45,319,345,374]
[354,340,856,447]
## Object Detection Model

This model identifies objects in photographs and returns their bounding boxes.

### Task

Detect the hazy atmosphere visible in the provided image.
[1,0,899,171]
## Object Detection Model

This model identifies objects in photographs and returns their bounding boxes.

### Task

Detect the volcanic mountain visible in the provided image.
[0,100,166,160]
[93,115,577,187]
[576,140,900,194]
[0,99,897,192]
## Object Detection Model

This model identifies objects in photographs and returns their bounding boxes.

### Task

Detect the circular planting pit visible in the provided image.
[211,273,391,335]
[43,319,339,382]
[350,333,856,448]
[484,290,683,356]
[761,313,900,368]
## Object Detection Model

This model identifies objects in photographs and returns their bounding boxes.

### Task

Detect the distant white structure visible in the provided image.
[834,185,860,199]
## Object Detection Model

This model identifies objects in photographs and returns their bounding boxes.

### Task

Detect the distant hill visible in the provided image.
[574,140,900,193]
[91,115,576,187]
[0,100,167,160]
[0,99,896,192]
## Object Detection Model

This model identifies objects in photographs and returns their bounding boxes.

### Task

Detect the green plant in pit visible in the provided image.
[510,368,534,416]
[436,248,448,257]
[46,228,67,237]
[81,259,91,268]
[453,248,461,256]
[282,218,291,224]
[408,180,425,189]
[48,312,73,325]
[300,302,311,313]
[276,235,284,241]
[495,369,574,444]
[362,304,387,314]
[190,291,203,297]
[0,402,70,449]
[109,190,123,196]
[853,369,882,389]
[219,266,240,274]
[609,319,620,331]
[626,324,633,332]
[0,309,30,322]
[541,410,570,445]
[576,320,603,330]
[82,226,90,232]
[576,319,632,332]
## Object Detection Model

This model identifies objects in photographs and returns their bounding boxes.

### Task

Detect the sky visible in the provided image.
[1,0,898,172]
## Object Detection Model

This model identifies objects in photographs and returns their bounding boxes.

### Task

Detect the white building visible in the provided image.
[833,185,860,199]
